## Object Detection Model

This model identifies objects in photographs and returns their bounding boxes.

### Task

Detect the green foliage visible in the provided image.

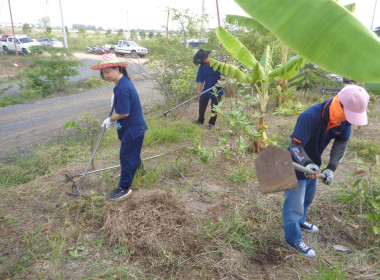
[333,158,380,240]
[349,140,380,162]
[274,99,308,116]
[148,32,154,39]
[139,31,146,40]
[171,8,203,42]
[82,75,109,89]
[22,23,32,34]
[302,260,347,280]
[21,46,80,96]
[129,30,137,40]
[146,37,198,105]
[45,26,52,34]
[105,29,112,38]
[183,136,218,165]
[78,27,87,39]
[117,29,124,38]
[234,0,380,83]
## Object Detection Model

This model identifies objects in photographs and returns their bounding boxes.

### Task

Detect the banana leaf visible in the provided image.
[210,58,253,84]
[365,83,380,95]
[234,0,380,83]
[226,15,269,35]
[259,45,272,78]
[269,55,304,80]
[215,27,258,70]
[344,3,355,13]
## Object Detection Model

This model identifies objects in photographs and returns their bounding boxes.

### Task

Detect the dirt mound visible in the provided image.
[103,190,204,258]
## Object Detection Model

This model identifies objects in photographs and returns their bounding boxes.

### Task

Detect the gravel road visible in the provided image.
[0,54,163,159]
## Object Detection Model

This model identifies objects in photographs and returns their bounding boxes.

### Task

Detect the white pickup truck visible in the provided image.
[103,40,148,58]
[1,34,40,56]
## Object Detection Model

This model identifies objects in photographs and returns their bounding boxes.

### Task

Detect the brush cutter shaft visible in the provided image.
[292,162,327,179]
[163,87,222,116]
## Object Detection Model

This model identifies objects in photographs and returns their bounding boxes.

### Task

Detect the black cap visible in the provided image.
[193,49,211,65]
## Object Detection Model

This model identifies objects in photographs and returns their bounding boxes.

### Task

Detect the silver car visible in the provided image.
[39,38,63,48]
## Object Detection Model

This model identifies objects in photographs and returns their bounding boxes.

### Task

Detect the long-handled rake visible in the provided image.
[68,104,115,196]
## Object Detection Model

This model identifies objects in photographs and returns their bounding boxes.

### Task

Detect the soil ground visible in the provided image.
[0,53,163,159]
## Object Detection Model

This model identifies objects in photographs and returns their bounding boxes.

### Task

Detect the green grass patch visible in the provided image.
[144,118,200,146]
[348,138,380,162]
[223,164,256,185]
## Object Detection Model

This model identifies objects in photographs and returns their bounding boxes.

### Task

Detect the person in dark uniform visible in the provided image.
[91,54,148,200]
[192,49,224,129]
[284,85,370,257]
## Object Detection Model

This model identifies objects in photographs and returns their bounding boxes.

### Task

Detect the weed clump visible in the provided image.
[103,190,204,258]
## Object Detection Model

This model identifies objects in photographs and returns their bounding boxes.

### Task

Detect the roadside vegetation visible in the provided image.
[1,2,380,279]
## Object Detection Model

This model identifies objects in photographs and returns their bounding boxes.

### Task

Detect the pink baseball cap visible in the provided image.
[338,85,370,125]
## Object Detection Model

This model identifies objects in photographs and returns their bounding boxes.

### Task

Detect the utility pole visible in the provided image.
[201,0,205,32]
[58,0,68,48]
[215,0,225,62]
[7,0,22,84]
[370,0,378,30]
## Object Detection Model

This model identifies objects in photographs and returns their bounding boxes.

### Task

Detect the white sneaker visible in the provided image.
[300,221,319,233]
[286,241,316,258]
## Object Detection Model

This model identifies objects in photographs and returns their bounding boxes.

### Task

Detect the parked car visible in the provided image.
[39,38,63,48]
[103,40,148,58]
[1,34,40,56]
[0,33,12,42]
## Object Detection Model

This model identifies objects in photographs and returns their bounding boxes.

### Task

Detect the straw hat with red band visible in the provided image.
[90,53,128,70]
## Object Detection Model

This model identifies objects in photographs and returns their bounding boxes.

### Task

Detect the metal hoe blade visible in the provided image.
[255,145,298,194]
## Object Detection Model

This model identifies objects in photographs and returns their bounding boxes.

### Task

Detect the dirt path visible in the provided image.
[0,55,163,159]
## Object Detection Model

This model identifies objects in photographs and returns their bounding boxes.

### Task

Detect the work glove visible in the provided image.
[102,117,113,129]
[321,168,334,185]
[305,163,319,177]
[111,94,114,108]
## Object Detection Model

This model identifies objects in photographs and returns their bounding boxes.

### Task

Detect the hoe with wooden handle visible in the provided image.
[255,145,326,194]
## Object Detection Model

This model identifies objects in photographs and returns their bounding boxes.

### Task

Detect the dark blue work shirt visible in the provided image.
[196,64,224,98]
[114,76,148,142]
[289,99,351,179]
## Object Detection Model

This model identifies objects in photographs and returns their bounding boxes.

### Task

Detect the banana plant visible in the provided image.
[233,0,380,83]
[226,1,357,105]
[210,27,304,152]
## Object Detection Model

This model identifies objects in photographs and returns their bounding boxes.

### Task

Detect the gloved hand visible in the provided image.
[111,94,114,109]
[321,168,334,185]
[102,117,113,129]
[305,163,319,178]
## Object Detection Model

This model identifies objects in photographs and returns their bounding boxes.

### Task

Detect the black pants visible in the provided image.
[197,95,222,125]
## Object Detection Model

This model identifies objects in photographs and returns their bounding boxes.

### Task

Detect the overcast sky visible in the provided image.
[0,0,379,31]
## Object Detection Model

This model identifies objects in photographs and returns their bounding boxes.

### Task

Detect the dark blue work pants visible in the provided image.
[118,134,144,190]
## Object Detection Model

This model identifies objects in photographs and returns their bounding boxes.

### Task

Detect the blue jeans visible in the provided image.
[283,178,318,244]
[118,134,144,190]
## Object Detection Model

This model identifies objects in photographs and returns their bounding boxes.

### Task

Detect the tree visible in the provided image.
[23,46,80,97]
[37,17,50,29]
[94,28,101,40]
[78,27,87,39]
[65,26,70,36]
[139,30,146,40]
[22,23,32,34]
[148,31,154,39]
[129,29,137,40]
[117,29,124,38]
[105,29,112,38]
[45,26,52,34]
[171,8,202,43]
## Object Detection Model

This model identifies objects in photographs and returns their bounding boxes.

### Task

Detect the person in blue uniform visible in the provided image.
[91,54,148,200]
[192,49,224,129]
[285,85,370,258]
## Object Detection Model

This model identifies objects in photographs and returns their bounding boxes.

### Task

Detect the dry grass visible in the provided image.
[0,96,379,279]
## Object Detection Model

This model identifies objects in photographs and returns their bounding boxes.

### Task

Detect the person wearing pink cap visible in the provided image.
[284,85,370,258]
[91,54,148,200]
